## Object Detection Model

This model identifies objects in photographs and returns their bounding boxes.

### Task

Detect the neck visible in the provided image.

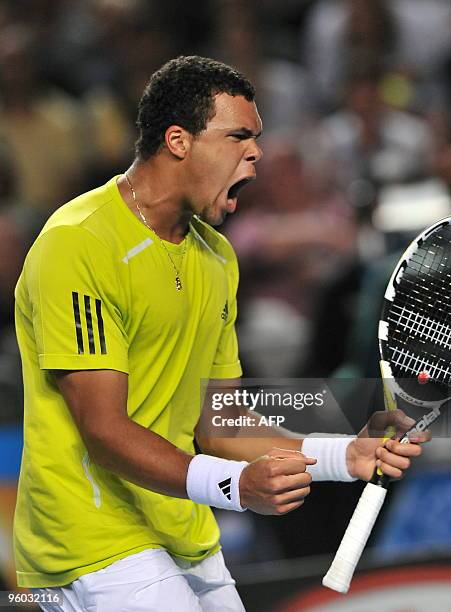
[118,159,192,244]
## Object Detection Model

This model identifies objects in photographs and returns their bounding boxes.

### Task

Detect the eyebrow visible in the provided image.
[230,127,262,139]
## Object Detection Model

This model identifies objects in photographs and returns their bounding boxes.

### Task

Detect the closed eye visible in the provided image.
[229,134,249,141]
[228,128,262,141]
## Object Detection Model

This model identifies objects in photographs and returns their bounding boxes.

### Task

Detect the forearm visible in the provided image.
[221,420,355,481]
[198,408,355,482]
[85,416,193,498]
[198,409,303,461]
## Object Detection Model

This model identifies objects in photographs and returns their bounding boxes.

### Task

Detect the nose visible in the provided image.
[245,140,263,163]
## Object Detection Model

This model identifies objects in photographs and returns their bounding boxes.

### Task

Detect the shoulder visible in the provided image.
[30,225,106,262]
[190,216,238,266]
[24,181,120,276]
[42,178,118,236]
[32,177,122,256]
[21,219,120,308]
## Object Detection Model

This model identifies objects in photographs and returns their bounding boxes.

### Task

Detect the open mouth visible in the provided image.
[227,177,254,202]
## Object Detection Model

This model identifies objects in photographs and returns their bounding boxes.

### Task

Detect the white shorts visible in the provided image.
[32,549,245,611]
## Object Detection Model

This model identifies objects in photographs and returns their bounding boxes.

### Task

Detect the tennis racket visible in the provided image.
[322,216,451,594]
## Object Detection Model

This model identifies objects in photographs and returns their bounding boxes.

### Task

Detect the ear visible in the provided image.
[165,125,192,159]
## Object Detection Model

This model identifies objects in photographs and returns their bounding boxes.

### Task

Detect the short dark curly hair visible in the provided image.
[135,56,255,160]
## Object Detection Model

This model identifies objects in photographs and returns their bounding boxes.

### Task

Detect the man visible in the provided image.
[14,56,426,611]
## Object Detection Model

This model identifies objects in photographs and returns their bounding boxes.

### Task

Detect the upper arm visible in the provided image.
[23,225,131,457]
[52,368,192,496]
[53,369,129,454]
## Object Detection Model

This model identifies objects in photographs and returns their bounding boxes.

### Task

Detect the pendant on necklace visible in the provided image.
[175,276,182,291]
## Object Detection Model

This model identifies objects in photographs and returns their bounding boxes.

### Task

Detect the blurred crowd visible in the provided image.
[0,0,450,578]
[1,0,450,405]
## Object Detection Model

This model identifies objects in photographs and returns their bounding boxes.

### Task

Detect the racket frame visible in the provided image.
[322,216,451,593]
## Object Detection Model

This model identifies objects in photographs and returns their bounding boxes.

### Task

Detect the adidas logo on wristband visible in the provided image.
[218,477,232,501]
[186,455,247,512]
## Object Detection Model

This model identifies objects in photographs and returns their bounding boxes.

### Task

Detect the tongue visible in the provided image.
[227,197,237,213]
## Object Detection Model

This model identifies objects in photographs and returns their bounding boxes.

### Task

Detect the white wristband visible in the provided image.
[186,454,248,512]
[302,436,357,482]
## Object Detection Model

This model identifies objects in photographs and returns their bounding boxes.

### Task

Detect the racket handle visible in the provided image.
[322,483,387,593]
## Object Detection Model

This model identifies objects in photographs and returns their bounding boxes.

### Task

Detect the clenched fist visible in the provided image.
[239,448,316,515]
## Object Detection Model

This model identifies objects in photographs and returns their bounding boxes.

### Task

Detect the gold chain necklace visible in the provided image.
[124,173,186,291]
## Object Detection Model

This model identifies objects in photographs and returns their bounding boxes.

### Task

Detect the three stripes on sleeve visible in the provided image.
[72,291,107,355]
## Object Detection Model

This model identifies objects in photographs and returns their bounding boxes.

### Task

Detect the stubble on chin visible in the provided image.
[199,205,226,227]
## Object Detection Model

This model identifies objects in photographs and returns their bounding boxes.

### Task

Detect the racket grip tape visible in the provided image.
[322,483,387,593]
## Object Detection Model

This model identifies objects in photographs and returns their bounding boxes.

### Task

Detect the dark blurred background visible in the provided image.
[0,1,450,610]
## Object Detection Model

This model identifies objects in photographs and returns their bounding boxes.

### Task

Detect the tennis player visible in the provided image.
[13,56,428,611]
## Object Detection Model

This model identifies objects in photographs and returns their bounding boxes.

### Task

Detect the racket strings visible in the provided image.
[385,224,451,388]
[400,273,449,310]
[407,226,451,298]
[388,305,450,350]
[405,232,450,305]
[389,345,450,384]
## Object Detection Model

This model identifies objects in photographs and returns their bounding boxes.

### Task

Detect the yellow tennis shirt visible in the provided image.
[13,176,242,587]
